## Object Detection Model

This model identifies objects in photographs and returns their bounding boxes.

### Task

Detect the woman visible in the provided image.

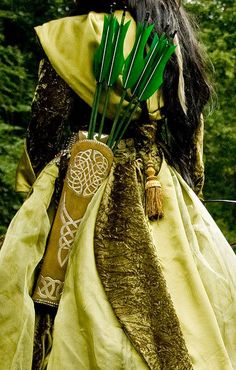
[0,0,236,369]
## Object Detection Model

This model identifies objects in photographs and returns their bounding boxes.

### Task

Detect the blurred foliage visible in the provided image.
[0,42,33,126]
[0,0,73,232]
[0,0,235,244]
[0,122,24,234]
[185,0,236,243]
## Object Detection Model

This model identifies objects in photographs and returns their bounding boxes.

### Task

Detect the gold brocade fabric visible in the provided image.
[26,58,75,174]
[94,142,193,370]
[33,309,55,370]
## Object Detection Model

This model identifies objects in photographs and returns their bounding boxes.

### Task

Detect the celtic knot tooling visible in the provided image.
[67,149,109,197]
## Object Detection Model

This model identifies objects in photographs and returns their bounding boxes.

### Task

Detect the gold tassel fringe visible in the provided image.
[145,159,164,220]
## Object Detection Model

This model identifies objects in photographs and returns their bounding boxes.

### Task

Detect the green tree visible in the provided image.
[0,0,74,232]
[185,0,236,243]
[0,123,24,234]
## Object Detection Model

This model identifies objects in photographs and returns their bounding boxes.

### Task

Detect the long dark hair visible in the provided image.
[72,0,211,187]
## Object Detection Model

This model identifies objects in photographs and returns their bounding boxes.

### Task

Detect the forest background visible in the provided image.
[0,0,235,246]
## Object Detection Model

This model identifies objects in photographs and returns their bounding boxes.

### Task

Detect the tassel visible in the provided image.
[145,159,164,220]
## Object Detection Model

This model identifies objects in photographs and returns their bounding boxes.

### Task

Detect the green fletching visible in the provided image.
[108,18,131,86]
[92,12,176,147]
[147,33,160,56]
[123,23,154,90]
[94,14,131,86]
[101,16,117,82]
[93,15,117,83]
[138,43,176,101]
[131,33,161,96]
[95,12,131,144]
[145,34,167,64]
[93,15,109,81]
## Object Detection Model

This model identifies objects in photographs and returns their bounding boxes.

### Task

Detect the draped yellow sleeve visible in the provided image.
[15,143,36,193]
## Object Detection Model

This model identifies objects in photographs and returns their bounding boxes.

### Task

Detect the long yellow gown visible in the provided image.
[0,11,236,370]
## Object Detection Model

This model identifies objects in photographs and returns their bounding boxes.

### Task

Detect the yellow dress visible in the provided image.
[0,11,236,370]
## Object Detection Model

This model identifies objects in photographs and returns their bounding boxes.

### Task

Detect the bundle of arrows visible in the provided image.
[88,5,176,150]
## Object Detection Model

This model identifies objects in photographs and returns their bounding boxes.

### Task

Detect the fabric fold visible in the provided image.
[0,162,58,370]
[150,161,236,369]
[47,180,149,370]
[15,143,36,192]
[94,149,193,369]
